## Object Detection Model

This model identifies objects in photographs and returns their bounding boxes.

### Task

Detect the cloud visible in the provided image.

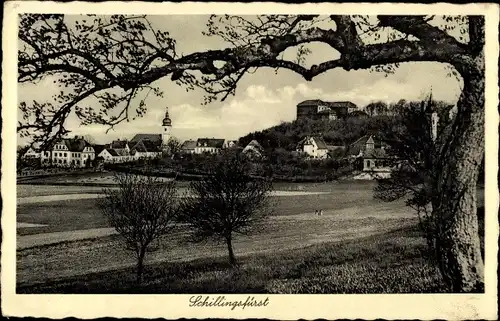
[17,65,462,146]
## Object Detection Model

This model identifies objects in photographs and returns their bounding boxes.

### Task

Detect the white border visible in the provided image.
[2,2,499,319]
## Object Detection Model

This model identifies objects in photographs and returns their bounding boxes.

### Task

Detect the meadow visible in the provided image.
[16,177,484,293]
[18,225,445,294]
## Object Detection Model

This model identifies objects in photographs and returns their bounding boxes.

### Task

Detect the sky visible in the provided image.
[17,15,464,145]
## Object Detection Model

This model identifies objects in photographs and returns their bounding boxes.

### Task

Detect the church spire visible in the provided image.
[424,88,439,142]
[162,106,172,146]
[425,87,436,113]
[162,106,172,126]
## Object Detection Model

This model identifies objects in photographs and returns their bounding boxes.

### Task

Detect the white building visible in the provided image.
[180,140,197,154]
[194,138,225,154]
[242,140,264,158]
[223,140,238,149]
[98,107,173,163]
[40,136,95,167]
[346,135,391,172]
[296,136,329,159]
[22,147,41,159]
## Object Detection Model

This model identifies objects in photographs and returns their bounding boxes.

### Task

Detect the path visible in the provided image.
[18,227,118,250]
[17,191,331,205]
[17,203,413,250]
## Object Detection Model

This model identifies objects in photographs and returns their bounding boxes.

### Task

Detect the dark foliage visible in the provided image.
[179,150,273,265]
[97,172,179,284]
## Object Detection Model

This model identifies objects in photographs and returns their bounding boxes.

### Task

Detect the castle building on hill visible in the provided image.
[296,99,358,121]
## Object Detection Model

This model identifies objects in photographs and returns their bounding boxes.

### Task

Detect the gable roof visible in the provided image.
[243,140,264,154]
[297,99,325,107]
[130,134,162,143]
[55,137,93,152]
[196,138,225,148]
[93,144,106,155]
[246,139,263,149]
[130,139,161,153]
[327,101,358,109]
[346,135,388,157]
[110,140,128,149]
[297,99,357,110]
[181,140,197,150]
[350,135,374,147]
[312,136,328,149]
[297,136,328,150]
[364,148,388,159]
[103,148,119,157]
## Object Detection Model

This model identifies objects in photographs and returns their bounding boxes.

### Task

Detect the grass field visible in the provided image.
[16,179,484,293]
[17,181,407,236]
[17,225,447,294]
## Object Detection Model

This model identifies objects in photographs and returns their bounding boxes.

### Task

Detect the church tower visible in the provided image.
[424,90,439,142]
[162,106,172,145]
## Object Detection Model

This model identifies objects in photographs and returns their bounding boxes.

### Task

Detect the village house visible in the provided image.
[346,135,391,172]
[22,147,41,159]
[296,136,331,159]
[130,139,163,158]
[98,107,173,163]
[194,138,225,154]
[223,140,239,149]
[180,140,197,154]
[98,148,121,163]
[38,136,95,168]
[242,140,264,159]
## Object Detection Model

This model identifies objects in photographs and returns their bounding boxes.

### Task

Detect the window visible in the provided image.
[64,152,67,157]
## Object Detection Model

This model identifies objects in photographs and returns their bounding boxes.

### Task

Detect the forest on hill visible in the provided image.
[238,100,454,152]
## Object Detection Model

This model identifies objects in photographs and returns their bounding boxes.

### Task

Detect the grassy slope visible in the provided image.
[16,181,485,294]
[17,185,405,236]
[17,225,447,294]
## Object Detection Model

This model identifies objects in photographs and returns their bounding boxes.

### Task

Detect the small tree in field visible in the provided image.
[97,172,179,285]
[180,151,273,265]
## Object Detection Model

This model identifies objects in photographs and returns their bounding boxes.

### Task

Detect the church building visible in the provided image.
[98,106,174,163]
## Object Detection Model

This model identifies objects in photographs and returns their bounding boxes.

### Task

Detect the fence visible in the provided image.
[17,167,96,179]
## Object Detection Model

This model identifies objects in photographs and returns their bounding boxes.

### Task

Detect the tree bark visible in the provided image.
[433,53,485,292]
[226,235,237,266]
[136,249,146,286]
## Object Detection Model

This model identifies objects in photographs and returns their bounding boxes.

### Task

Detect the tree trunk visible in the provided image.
[433,53,485,292]
[136,249,146,286]
[226,235,237,265]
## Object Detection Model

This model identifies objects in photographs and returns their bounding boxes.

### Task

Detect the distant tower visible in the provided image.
[424,90,439,142]
[162,106,172,145]
[366,135,375,151]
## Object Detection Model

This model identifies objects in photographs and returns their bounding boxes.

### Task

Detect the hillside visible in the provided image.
[238,115,397,151]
